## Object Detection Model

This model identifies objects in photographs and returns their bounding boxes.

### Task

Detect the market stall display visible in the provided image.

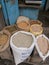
[10,31,35,65]
[3,25,18,35]
[0,30,10,52]
[30,24,43,36]
[0,15,49,65]
[16,16,30,31]
[35,34,49,61]
[30,20,42,26]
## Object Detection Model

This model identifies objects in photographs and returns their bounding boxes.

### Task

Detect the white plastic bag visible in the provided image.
[35,34,49,61]
[10,31,35,65]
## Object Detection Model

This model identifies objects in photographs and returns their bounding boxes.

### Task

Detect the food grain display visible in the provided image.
[12,32,33,48]
[0,30,10,52]
[36,34,49,61]
[16,16,30,31]
[17,21,29,29]
[37,36,48,55]
[30,20,42,26]
[30,24,43,36]
[3,25,17,34]
[17,16,30,23]
[10,31,35,65]
[0,34,8,49]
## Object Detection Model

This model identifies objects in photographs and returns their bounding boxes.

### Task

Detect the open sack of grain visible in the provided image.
[0,30,10,52]
[30,20,42,26]
[16,16,30,32]
[30,24,43,36]
[35,34,49,61]
[10,31,35,65]
[29,20,43,36]
[3,24,18,35]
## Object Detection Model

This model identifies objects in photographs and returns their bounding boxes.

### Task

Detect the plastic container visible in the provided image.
[10,31,35,65]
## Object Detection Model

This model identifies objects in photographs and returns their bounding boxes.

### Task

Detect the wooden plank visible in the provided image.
[19,4,41,9]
